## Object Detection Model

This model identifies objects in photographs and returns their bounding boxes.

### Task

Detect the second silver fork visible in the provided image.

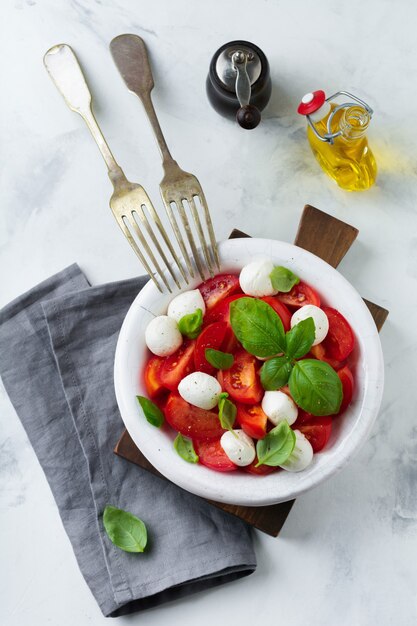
[110,34,220,282]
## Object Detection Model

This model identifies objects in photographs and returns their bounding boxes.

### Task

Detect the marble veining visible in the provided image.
[2,0,417,624]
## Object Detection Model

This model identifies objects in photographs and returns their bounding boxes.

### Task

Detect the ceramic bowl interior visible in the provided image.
[114,238,384,506]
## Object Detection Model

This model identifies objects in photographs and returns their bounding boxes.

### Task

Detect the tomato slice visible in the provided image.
[143,355,166,398]
[293,411,332,452]
[222,324,240,353]
[236,403,267,439]
[198,274,241,311]
[321,307,355,361]
[164,393,225,441]
[204,293,247,325]
[194,438,238,472]
[159,340,195,391]
[337,365,354,414]
[277,282,320,308]
[260,296,292,331]
[194,322,228,375]
[310,343,346,370]
[218,350,263,405]
[243,458,278,475]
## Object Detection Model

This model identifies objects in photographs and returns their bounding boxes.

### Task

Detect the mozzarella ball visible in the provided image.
[291,304,329,346]
[145,315,183,357]
[178,372,222,410]
[279,430,314,472]
[220,430,256,467]
[167,289,206,323]
[239,259,278,297]
[262,390,298,426]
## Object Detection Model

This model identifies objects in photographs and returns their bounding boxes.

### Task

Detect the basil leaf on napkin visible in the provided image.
[285,317,315,359]
[136,396,164,427]
[178,308,203,339]
[103,505,147,553]
[260,355,293,390]
[218,393,237,431]
[230,297,286,358]
[205,348,234,370]
[270,266,300,293]
[174,433,199,463]
[289,359,342,416]
[256,421,296,466]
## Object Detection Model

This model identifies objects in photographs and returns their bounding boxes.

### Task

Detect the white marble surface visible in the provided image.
[1,0,416,624]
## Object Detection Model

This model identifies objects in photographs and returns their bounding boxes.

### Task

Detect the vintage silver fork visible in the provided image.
[110,34,220,281]
[44,43,188,293]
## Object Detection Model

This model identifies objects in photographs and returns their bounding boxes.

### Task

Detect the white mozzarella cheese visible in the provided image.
[239,259,278,297]
[220,430,256,467]
[290,304,329,346]
[167,289,206,323]
[178,372,222,410]
[261,390,298,426]
[145,316,183,357]
[279,430,314,472]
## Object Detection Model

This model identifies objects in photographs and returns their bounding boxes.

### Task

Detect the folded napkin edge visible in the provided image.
[0,263,87,323]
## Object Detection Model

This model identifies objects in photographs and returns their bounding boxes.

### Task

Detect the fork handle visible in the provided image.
[44,44,124,184]
[110,34,174,167]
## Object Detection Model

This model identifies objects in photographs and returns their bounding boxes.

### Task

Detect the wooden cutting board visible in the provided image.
[114,205,389,536]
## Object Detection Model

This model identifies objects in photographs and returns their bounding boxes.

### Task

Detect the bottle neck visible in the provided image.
[339,105,370,140]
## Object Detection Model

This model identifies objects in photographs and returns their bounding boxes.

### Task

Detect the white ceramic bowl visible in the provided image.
[114,238,384,506]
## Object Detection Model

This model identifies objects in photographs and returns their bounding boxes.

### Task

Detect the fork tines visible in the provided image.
[114,201,190,294]
[162,191,220,285]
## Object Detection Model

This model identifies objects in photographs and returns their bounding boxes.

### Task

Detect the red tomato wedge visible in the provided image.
[309,343,346,371]
[194,438,238,472]
[243,459,278,475]
[218,350,263,405]
[294,411,332,452]
[204,293,247,325]
[337,365,354,414]
[277,282,320,308]
[164,393,225,441]
[159,340,195,391]
[198,274,241,310]
[260,296,292,331]
[321,307,355,361]
[144,356,166,398]
[222,324,240,354]
[236,403,268,439]
[194,322,228,375]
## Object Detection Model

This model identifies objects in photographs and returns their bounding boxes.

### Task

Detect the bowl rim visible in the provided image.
[114,238,384,506]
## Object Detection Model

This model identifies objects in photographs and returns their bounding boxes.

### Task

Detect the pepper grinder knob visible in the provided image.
[206,40,271,129]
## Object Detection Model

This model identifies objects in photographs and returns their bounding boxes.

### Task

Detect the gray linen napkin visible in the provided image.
[0,264,256,617]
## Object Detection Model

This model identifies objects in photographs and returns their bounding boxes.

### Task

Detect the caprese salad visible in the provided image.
[137,259,355,474]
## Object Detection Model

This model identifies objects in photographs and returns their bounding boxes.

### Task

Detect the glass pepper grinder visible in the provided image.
[298,90,377,191]
[206,40,271,129]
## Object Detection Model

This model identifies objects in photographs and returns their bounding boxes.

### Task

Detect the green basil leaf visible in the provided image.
[289,359,343,416]
[173,433,199,463]
[103,505,147,553]
[260,356,293,390]
[218,395,237,431]
[270,266,300,293]
[285,317,315,359]
[230,297,286,358]
[256,421,296,466]
[178,308,203,339]
[136,395,164,427]
[205,348,234,370]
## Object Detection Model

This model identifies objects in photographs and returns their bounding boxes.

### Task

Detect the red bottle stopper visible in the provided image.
[297,90,326,115]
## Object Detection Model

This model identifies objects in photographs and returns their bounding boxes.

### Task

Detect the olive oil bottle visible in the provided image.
[298,90,377,191]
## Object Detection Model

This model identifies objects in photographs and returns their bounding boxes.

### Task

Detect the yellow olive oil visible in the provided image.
[307,104,377,191]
